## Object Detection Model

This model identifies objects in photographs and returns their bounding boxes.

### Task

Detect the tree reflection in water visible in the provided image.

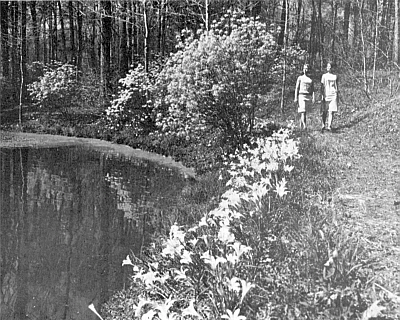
[0,146,185,320]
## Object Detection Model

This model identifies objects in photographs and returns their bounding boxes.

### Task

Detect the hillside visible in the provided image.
[297,88,400,317]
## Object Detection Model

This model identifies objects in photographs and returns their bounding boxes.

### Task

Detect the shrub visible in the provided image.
[27,62,102,114]
[104,64,161,135]
[154,10,303,151]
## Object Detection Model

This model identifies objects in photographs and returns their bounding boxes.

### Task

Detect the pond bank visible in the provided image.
[0,131,196,179]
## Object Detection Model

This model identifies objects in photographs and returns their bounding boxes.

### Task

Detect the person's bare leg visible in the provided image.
[327,111,334,130]
[300,112,307,130]
[321,111,327,130]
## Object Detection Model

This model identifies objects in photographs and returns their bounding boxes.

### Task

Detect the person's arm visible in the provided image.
[294,77,300,102]
[320,75,325,101]
[312,81,315,103]
[336,76,340,103]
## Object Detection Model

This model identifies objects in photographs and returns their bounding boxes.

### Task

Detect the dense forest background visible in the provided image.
[1,0,400,107]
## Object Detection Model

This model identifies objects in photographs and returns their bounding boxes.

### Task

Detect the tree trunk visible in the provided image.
[77,1,83,70]
[353,3,360,51]
[48,3,53,61]
[343,0,351,43]
[372,0,381,90]
[58,1,67,62]
[394,0,399,63]
[143,0,149,73]
[90,2,97,70]
[42,10,47,64]
[280,0,289,112]
[52,2,58,61]
[295,0,302,44]
[11,1,18,101]
[331,1,338,64]
[309,0,317,65]
[317,0,324,68]
[101,0,112,101]
[120,0,128,76]
[278,0,287,45]
[127,1,133,66]
[68,1,76,64]
[1,1,9,78]
[20,0,27,124]
[358,0,369,94]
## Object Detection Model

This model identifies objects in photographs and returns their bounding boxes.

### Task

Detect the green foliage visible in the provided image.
[105,64,160,135]
[27,62,102,113]
[154,10,303,151]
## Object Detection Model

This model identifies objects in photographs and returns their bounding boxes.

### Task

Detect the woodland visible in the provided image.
[1,1,400,320]
[1,0,400,106]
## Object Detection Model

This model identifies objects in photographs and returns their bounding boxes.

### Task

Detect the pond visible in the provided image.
[0,144,188,320]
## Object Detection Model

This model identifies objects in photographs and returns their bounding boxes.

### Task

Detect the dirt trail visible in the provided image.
[307,99,400,308]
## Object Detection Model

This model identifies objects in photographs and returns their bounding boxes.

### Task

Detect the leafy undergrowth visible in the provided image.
[294,84,400,319]
[1,80,399,319]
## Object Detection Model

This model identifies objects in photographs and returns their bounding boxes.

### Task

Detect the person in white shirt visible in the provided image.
[294,64,315,130]
[320,62,339,131]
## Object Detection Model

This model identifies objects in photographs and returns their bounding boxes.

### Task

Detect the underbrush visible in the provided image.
[99,129,372,320]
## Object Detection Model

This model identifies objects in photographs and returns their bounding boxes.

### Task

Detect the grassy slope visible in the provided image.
[289,85,400,317]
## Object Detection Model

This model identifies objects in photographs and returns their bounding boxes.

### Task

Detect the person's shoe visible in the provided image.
[326,127,332,131]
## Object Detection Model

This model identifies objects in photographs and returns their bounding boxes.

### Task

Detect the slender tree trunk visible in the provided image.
[161,0,167,57]
[331,1,338,64]
[48,3,53,61]
[20,1,27,124]
[77,1,83,70]
[30,1,40,62]
[68,1,76,64]
[309,0,317,65]
[295,0,302,44]
[278,0,287,45]
[134,2,139,61]
[90,2,97,70]
[1,1,9,78]
[343,0,351,43]
[52,2,58,61]
[205,0,209,32]
[120,0,128,76]
[353,3,360,51]
[358,0,369,94]
[42,11,47,64]
[143,0,149,73]
[11,1,18,101]
[101,0,112,100]
[372,0,380,90]
[394,0,399,63]
[317,0,324,68]
[280,0,289,112]
[58,1,67,62]
[127,1,133,66]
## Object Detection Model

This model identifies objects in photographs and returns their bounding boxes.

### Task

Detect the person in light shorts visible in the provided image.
[320,62,339,131]
[294,64,315,130]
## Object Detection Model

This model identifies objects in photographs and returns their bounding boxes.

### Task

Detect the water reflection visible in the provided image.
[0,146,185,320]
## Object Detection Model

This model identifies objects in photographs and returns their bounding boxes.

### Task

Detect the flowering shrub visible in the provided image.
[105,64,160,135]
[28,63,81,111]
[27,62,102,115]
[154,10,303,149]
[102,127,301,320]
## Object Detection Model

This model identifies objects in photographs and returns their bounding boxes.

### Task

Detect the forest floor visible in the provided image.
[285,90,400,317]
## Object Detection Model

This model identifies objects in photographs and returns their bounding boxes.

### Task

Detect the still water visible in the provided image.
[0,146,186,320]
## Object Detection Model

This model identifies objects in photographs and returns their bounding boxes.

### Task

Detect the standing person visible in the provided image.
[294,64,315,130]
[320,62,339,131]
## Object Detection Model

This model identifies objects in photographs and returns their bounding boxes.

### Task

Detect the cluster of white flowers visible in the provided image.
[112,127,300,320]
